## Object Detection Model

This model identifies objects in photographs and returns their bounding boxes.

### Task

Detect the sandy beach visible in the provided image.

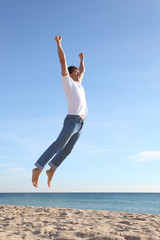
[0,205,160,240]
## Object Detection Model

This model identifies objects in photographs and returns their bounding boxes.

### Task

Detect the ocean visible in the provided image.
[0,193,160,215]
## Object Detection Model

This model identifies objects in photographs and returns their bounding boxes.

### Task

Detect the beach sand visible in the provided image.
[0,205,160,240]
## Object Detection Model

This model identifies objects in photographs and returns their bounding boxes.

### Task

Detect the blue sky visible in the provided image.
[0,0,160,192]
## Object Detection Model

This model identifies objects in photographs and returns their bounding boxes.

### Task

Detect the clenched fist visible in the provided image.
[79,53,84,60]
[55,36,62,43]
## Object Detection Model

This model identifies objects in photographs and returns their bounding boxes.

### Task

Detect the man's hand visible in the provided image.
[55,36,62,44]
[79,53,84,60]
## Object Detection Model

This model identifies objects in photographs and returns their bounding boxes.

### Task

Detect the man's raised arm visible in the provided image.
[55,36,68,76]
[79,53,85,82]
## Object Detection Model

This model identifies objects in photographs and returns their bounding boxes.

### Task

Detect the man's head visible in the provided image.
[68,66,80,82]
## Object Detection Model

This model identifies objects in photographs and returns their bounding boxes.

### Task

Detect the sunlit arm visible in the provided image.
[79,53,85,82]
[55,36,68,76]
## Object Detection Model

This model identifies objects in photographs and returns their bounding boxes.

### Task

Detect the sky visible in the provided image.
[0,0,160,192]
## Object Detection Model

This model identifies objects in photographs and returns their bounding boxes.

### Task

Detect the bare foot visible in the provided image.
[32,168,41,188]
[46,168,55,188]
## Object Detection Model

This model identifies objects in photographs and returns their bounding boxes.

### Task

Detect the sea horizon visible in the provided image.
[0,192,160,215]
[0,191,160,193]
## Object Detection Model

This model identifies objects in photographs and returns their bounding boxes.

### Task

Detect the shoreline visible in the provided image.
[1,192,160,215]
[0,204,160,239]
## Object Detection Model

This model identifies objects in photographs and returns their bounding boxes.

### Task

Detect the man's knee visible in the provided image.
[64,147,72,156]
[53,140,65,153]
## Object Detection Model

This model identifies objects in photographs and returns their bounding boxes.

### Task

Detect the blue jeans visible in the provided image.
[35,115,84,171]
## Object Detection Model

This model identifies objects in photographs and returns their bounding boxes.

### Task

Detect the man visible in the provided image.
[32,36,88,188]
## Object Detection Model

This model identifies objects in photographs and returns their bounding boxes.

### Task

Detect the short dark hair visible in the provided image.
[68,66,79,74]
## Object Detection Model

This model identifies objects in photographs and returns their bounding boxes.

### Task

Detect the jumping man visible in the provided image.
[32,36,88,188]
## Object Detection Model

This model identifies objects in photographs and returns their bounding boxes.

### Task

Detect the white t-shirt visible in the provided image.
[62,73,88,116]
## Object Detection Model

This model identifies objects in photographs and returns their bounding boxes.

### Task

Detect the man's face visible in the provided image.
[70,69,80,82]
